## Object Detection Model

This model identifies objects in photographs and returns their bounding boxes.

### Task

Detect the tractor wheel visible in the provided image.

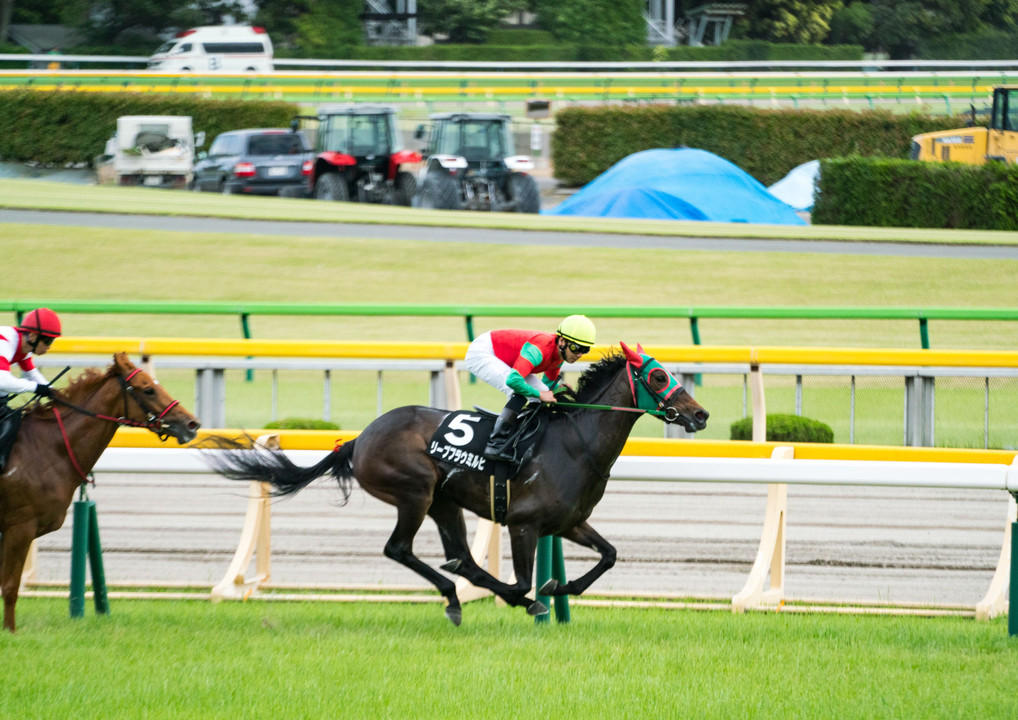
[393,171,417,206]
[314,172,350,202]
[507,172,540,213]
[417,173,462,210]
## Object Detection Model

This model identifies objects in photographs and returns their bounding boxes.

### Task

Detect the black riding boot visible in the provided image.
[485,394,526,461]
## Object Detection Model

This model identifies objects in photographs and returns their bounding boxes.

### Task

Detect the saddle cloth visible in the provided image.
[426,406,547,472]
[426,407,548,524]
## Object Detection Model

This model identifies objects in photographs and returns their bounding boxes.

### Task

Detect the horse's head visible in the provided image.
[621,342,709,432]
[113,353,201,444]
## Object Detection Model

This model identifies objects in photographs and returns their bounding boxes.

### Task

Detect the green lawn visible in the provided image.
[2,598,1015,719]
[4,219,1018,349]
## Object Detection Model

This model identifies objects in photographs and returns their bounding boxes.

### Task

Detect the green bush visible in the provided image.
[486,29,556,46]
[277,39,862,63]
[263,418,341,430]
[812,156,1018,230]
[916,30,1018,60]
[730,414,834,443]
[551,105,962,187]
[0,91,297,165]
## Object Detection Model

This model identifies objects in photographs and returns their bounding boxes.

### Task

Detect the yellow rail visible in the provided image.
[110,427,1017,464]
[52,336,1018,368]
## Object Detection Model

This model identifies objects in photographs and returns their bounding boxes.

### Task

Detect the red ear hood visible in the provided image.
[620,341,643,366]
[636,343,645,354]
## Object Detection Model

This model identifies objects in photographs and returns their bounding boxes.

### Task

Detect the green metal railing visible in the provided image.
[7,300,1018,349]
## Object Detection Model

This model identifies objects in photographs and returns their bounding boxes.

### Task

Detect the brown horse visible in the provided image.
[206,342,708,625]
[0,352,200,632]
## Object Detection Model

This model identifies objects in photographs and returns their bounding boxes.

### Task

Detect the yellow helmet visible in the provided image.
[557,314,596,347]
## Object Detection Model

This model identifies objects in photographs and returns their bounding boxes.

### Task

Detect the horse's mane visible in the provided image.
[24,364,115,419]
[574,350,627,404]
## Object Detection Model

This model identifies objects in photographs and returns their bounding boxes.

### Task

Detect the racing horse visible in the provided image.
[0,353,200,632]
[205,342,708,625]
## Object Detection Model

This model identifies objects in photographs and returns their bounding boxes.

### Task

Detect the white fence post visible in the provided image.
[210,434,276,601]
[732,446,791,612]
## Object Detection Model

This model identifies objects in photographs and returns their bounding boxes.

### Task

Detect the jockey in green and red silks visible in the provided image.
[464,315,596,461]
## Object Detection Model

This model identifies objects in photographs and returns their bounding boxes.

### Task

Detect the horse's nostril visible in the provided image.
[189,421,201,430]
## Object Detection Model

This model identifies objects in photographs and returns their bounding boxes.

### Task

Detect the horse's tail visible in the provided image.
[202,436,356,504]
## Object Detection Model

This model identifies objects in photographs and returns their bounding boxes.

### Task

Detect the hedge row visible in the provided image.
[813,157,1018,231]
[0,91,297,165]
[275,40,863,63]
[551,105,962,186]
[916,30,1018,60]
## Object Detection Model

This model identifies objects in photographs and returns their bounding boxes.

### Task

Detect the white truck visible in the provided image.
[97,115,204,188]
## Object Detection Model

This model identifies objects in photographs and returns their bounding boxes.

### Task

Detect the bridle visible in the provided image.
[624,358,687,423]
[49,368,181,481]
[552,357,688,423]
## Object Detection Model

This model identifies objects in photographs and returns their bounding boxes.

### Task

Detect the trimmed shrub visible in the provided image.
[551,105,962,187]
[276,40,862,63]
[263,418,341,430]
[0,91,297,165]
[730,414,834,443]
[813,156,1018,230]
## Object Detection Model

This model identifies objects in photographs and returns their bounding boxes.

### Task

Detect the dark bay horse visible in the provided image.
[205,342,708,625]
[0,352,200,631]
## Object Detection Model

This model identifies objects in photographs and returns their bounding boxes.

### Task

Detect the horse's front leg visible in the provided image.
[0,522,36,633]
[538,521,616,598]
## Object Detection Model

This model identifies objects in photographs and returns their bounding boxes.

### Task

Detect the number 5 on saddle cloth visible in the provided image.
[426,405,549,524]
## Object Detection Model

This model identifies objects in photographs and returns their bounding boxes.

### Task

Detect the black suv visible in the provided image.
[192,128,312,196]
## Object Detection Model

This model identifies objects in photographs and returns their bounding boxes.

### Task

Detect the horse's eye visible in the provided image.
[649,368,669,386]
[144,387,156,396]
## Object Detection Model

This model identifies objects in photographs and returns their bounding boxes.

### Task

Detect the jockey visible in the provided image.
[464,314,595,461]
[0,307,61,402]
[0,308,61,470]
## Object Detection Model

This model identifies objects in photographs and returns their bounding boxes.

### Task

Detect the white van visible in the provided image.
[147,25,273,73]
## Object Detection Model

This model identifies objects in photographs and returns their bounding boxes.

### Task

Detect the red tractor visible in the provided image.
[303,104,420,205]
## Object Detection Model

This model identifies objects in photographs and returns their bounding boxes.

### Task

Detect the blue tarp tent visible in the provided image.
[545,148,806,225]
[767,159,820,212]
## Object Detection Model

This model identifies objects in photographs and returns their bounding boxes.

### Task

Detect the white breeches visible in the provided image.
[464,331,548,398]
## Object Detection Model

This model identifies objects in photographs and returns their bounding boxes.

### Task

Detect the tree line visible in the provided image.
[4,0,1018,59]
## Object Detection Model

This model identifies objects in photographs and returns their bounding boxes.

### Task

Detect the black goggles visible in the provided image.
[565,341,590,355]
[37,335,57,346]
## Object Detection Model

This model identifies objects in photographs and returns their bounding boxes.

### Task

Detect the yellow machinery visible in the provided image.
[911,86,1018,163]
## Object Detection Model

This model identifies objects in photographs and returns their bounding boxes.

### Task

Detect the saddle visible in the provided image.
[426,404,549,524]
[0,402,23,472]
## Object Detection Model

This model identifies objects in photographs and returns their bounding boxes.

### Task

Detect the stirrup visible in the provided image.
[484,441,513,462]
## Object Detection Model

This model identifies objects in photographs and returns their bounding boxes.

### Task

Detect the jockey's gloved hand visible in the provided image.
[34,383,54,398]
[553,383,577,402]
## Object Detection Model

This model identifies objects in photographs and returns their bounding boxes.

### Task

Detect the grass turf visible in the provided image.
[1,598,1015,719]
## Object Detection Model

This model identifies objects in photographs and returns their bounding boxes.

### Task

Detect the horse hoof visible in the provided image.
[526,600,549,617]
[440,559,462,573]
[538,579,559,596]
[445,606,462,627]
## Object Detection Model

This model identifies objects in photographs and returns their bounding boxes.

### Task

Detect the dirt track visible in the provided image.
[27,469,1007,609]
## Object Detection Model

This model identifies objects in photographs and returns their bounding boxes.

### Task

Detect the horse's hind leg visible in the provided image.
[0,523,35,633]
[383,504,464,626]
[428,498,545,615]
[537,521,616,598]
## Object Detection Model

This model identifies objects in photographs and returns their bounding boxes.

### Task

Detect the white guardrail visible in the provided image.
[6,54,1018,71]
[25,442,1018,621]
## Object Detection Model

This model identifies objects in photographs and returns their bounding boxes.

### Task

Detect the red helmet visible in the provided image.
[18,307,62,338]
